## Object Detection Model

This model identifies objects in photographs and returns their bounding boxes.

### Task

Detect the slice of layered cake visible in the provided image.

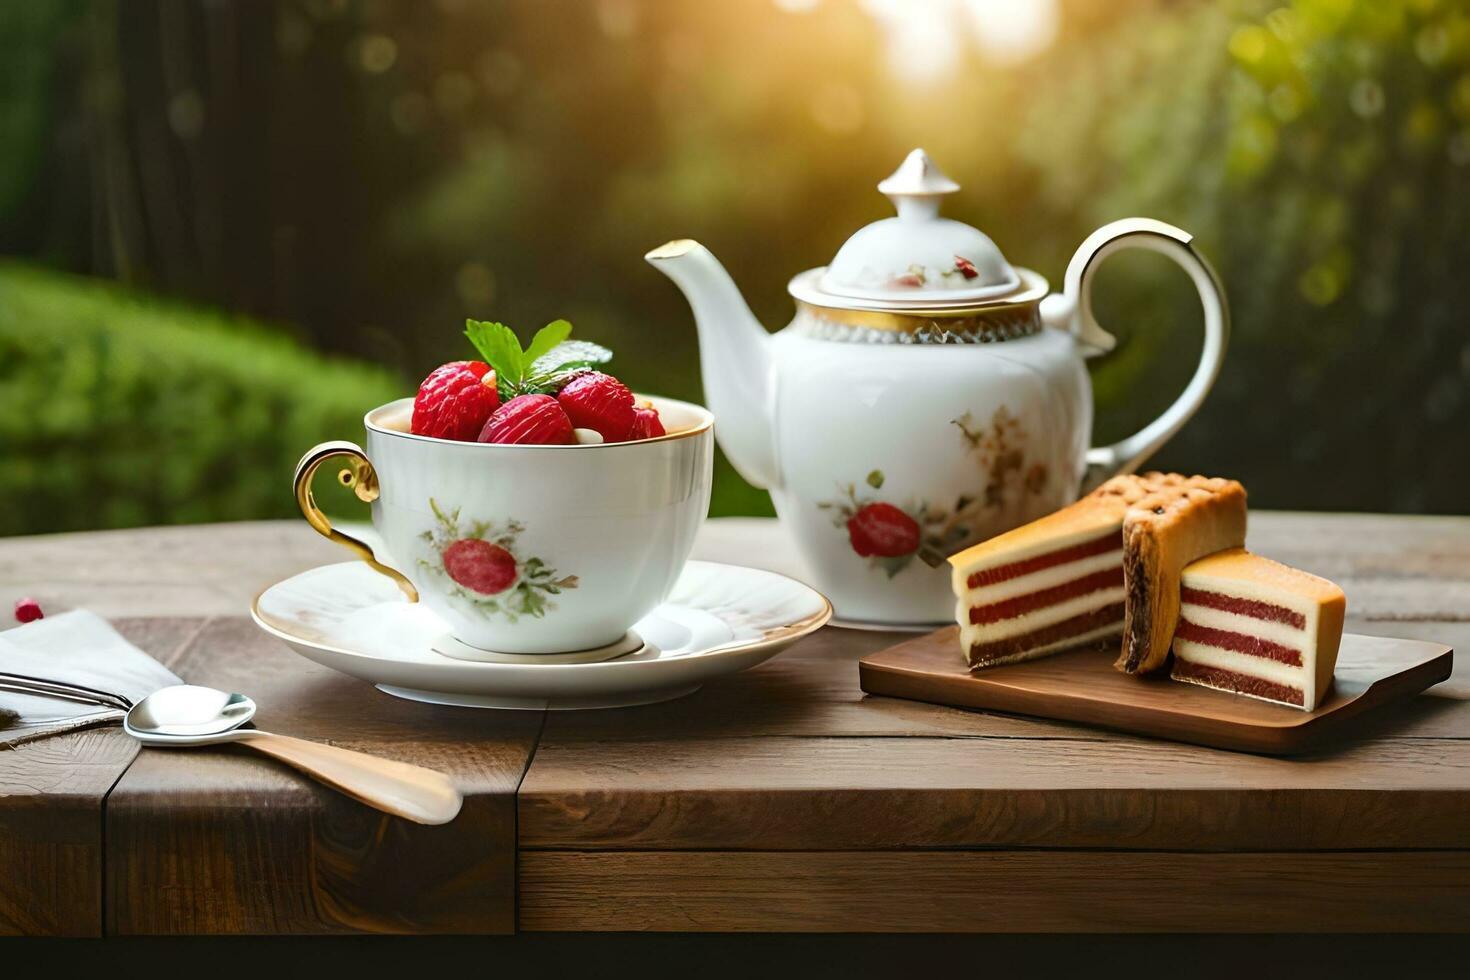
[950,472,1173,668]
[1170,548,1345,710]
[1115,477,1248,675]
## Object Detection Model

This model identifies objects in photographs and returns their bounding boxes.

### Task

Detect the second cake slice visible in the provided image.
[1115,477,1248,675]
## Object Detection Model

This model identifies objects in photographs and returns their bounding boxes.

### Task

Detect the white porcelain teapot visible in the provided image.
[647,149,1227,625]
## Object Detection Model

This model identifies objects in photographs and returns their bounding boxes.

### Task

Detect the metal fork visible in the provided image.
[0,671,132,711]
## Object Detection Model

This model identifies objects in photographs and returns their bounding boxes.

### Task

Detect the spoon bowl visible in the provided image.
[125,684,257,744]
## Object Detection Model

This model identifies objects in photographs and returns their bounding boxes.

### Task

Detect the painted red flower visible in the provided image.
[441,538,518,595]
[846,502,921,558]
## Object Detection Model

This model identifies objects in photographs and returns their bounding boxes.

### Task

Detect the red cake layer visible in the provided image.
[1179,586,1306,629]
[1172,658,1305,707]
[1174,619,1303,666]
[968,602,1125,665]
[965,531,1121,590]
[968,567,1125,626]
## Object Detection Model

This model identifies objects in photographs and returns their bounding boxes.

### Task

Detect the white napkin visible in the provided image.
[0,610,181,748]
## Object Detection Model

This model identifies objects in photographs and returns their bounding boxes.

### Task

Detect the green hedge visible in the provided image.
[0,263,404,535]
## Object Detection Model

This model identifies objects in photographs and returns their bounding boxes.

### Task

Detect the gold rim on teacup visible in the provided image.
[362,395,713,449]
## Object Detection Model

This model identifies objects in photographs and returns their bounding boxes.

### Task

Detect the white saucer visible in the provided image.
[827,616,946,633]
[250,560,832,710]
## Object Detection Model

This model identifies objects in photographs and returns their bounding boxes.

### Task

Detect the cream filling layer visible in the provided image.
[1181,572,1322,614]
[958,584,1126,649]
[959,550,1123,605]
[951,523,1120,594]
[1178,603,1315,652]
[1172,638,1308,691]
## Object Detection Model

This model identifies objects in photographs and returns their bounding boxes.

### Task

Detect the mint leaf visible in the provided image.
[465,319,525,394]
[523,319,572,366]
[529,339,612,376]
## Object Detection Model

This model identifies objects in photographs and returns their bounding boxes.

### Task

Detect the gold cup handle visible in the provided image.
[293,441,418,601]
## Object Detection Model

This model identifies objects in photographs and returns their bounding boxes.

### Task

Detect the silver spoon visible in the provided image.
[124,684,462,825]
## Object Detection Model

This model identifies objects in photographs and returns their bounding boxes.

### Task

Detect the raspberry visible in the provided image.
[442,539,517,594]
[627,405,666,441]
[13,597,43,624]
[556,372,636,442]
[479,394,575,445]
[412,361,499,441]
[846,503,920,558]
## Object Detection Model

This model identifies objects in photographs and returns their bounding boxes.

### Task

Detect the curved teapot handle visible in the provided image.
[1042,217,1229,493]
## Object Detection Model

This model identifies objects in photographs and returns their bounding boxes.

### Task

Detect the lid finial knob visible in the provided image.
[877,148,960,221]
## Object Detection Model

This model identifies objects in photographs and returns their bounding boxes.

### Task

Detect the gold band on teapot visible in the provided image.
[793,300,1043,343]
[789,267,1051,343]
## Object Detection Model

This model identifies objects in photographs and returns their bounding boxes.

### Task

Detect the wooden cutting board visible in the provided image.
[859,627,1453,755]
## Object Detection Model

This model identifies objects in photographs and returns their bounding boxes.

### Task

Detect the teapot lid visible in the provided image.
[791,149,1023,310]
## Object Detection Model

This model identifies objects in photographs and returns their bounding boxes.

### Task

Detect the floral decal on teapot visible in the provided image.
[818,406,1049,577]
[418,497,579,621]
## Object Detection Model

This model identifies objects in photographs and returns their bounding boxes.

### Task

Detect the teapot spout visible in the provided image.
[646,240,779,489]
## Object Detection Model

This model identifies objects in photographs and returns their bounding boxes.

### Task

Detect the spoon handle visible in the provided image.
[234,731,462,825]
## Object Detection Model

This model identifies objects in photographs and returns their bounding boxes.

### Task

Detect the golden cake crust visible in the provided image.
[948,472,1183,578]
[1182,547,1344,602]
[1116,478,1248,674]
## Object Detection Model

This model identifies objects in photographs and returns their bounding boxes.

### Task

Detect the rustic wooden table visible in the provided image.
[1,515,1467,938]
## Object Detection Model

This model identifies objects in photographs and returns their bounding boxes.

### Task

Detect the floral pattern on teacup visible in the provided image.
[418,497,579,621]
[817,406,1049,578]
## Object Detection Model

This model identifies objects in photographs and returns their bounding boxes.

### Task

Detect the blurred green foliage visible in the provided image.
[0,263,401,534]
[1015,0,1470,511]
[1,0,1467,534]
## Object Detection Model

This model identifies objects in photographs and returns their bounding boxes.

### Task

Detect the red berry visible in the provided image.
[556,372,636,442]
[479,394,575,445]
[442,539,517,594]
[14,597,43,623]
[627,405,666,441]
[412,361,499,441]
[846,503,920,558]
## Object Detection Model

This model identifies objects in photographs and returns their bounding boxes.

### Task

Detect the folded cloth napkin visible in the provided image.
[0,610,181,748]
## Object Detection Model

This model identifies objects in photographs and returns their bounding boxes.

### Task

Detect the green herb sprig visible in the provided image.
[464,318,612,399]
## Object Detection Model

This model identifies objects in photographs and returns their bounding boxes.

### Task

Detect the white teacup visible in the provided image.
[295,395,714,658]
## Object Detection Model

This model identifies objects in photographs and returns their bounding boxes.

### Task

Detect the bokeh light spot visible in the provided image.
[1349,78,1385,118]
[1299,263,1342,306]
[1229,24,1270,64]
[390,92,430,136]
[477,49,521,98]
[276,9,313,58]
[456,262,496,308]
[596,0,638,40]
[356,34,398,74]
[167,90,205,140]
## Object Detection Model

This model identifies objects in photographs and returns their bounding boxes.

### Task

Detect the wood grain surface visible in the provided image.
[858,628,1453,754]
[519,850,1470,933]
[104,617,541,934]
[1,515,1468,936]
[0,618,199,936]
